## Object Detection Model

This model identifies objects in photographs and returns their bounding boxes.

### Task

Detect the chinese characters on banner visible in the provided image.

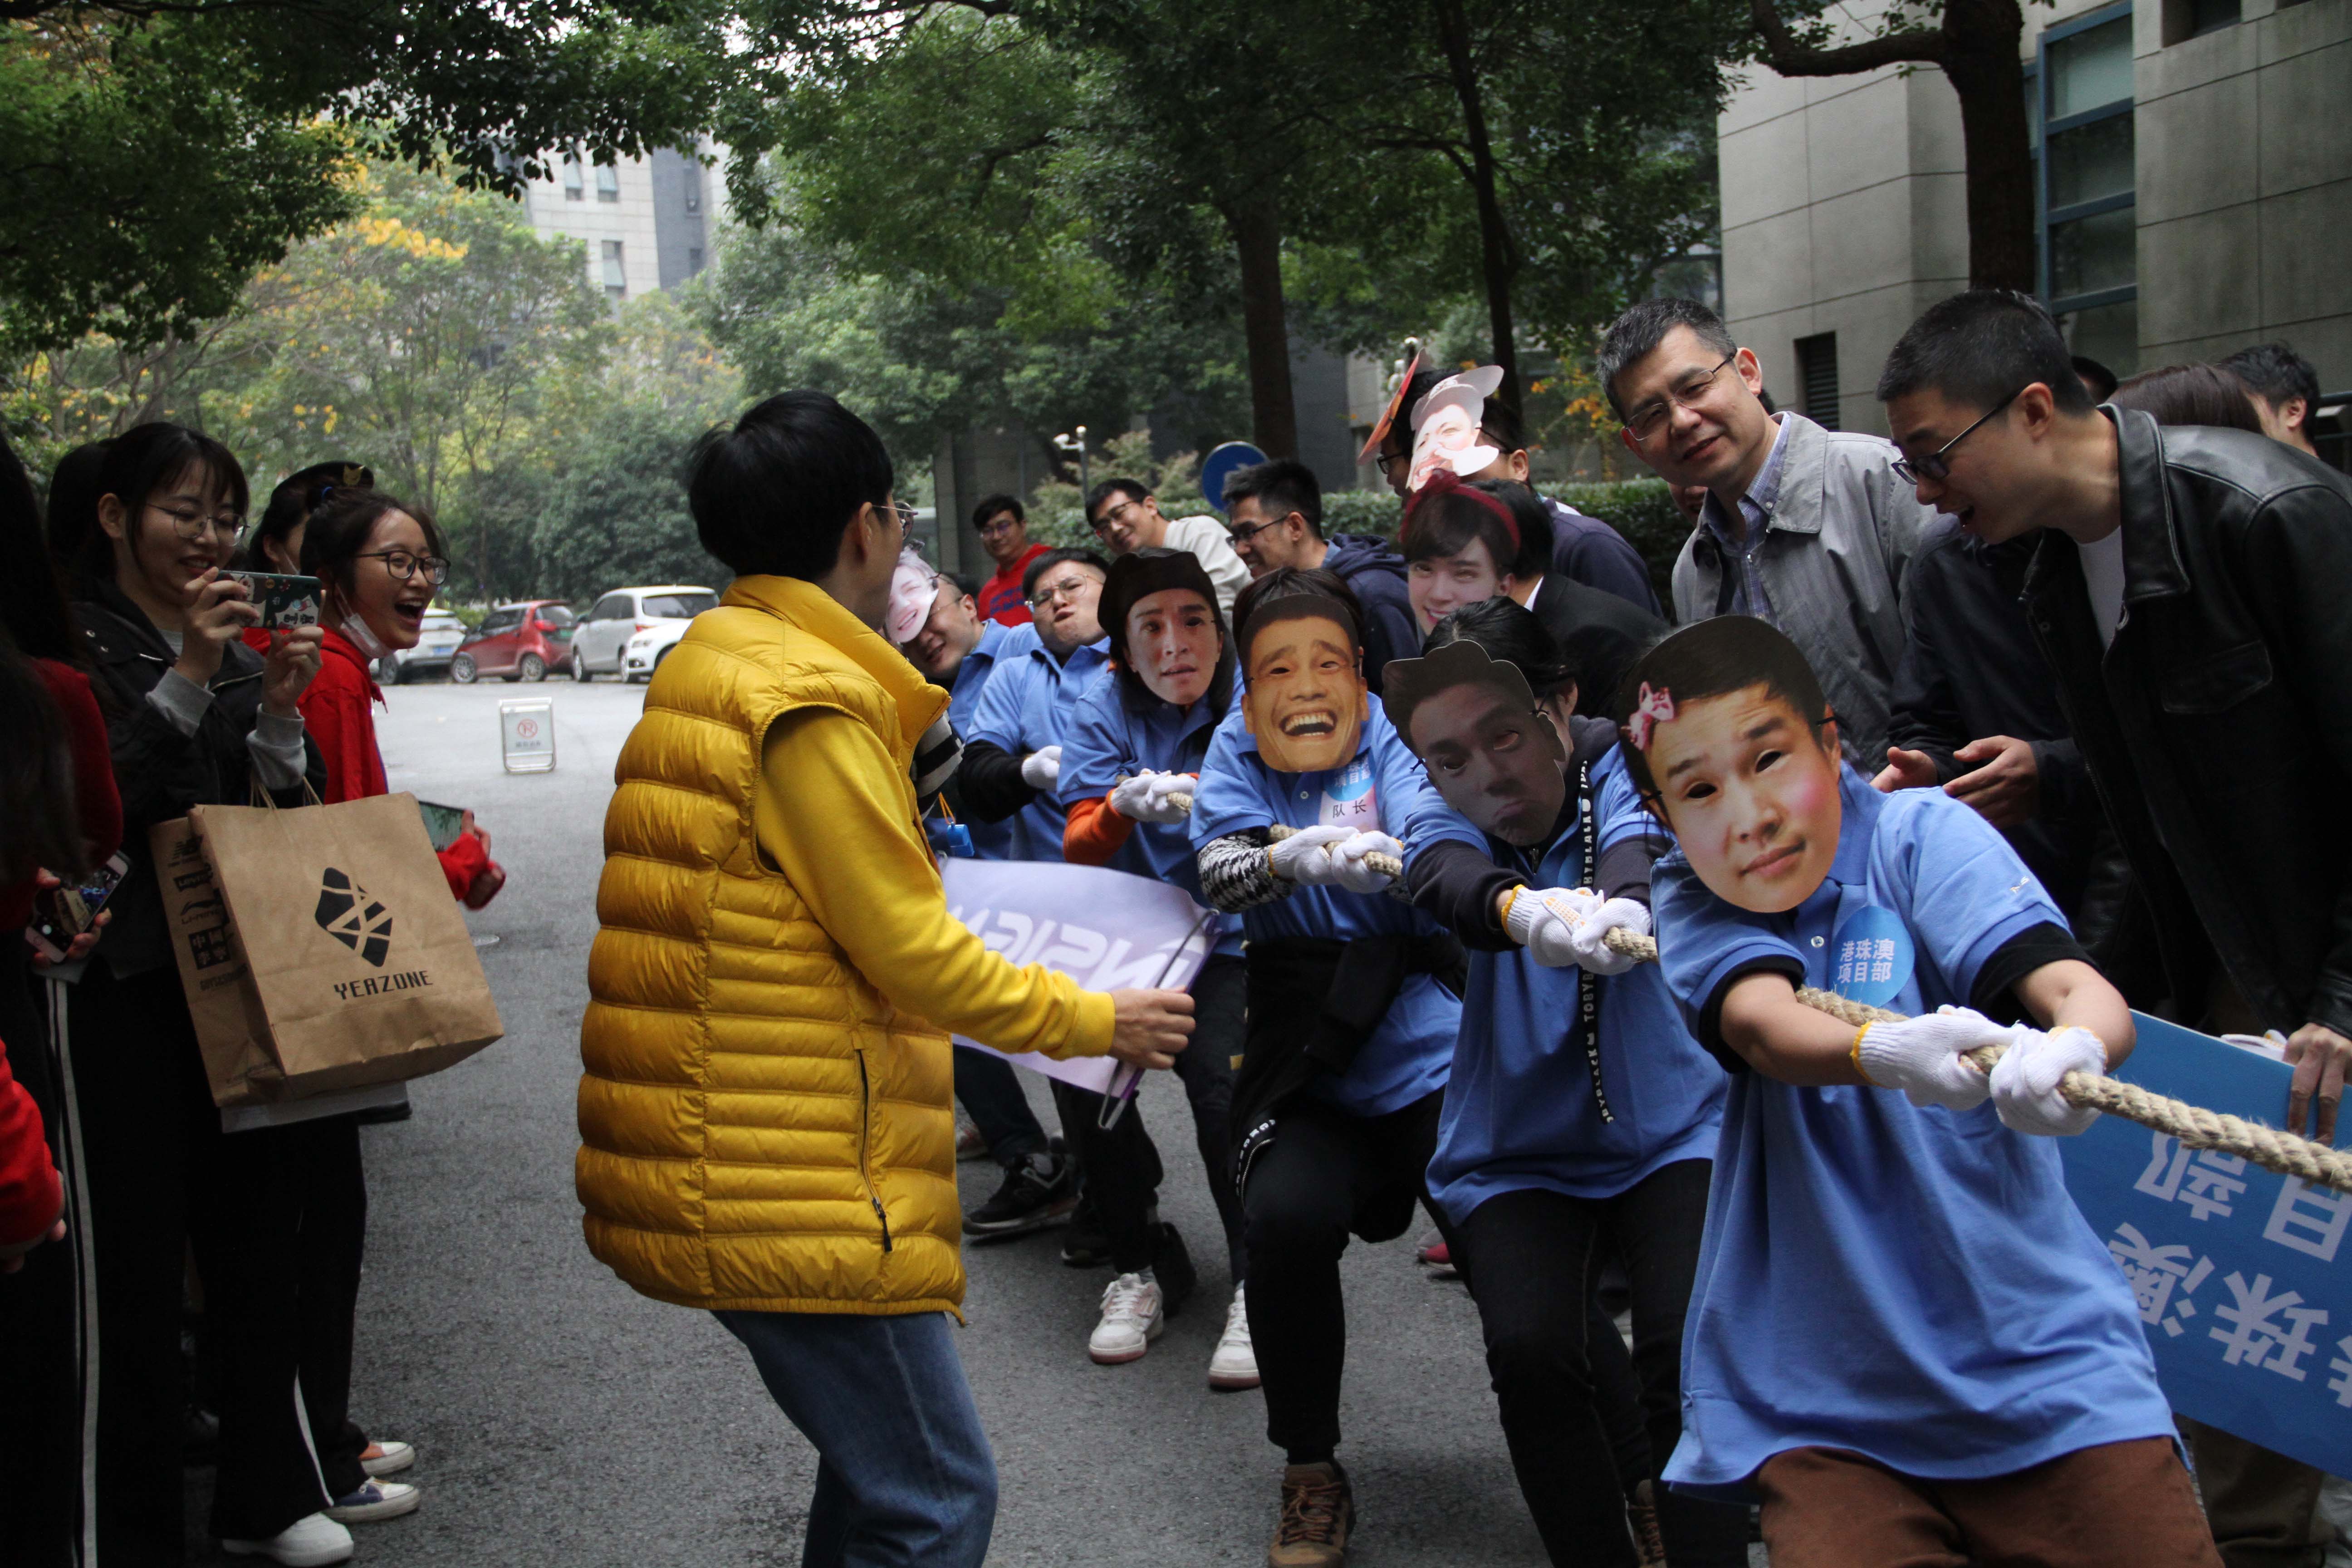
[2060,1014,2352,1474]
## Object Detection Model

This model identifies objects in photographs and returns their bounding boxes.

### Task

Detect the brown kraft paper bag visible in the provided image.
[158,791,504,1105]
[152,818,280,1106]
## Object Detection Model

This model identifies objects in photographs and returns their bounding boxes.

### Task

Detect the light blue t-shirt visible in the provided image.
[967,634,1112,864]
[1189,701,1480,1116]
[1651,768,2174,1499]
[1421,745,1725,1221]
[1056,671,1241,955]
[947,619,1037,861]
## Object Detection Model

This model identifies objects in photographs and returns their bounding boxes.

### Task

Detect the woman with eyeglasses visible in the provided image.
[62,421,360,1563]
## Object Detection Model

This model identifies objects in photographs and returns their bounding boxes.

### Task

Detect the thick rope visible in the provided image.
[1247,823,2352,1192]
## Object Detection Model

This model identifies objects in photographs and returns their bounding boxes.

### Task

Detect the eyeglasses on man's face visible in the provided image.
[1890,387,2024,485]
[1227,512,1292,546]
[978,513,1021,537]
[1090,499,1142,534]
[1622,352,1739,445]
[1026,574,1097,610]
[149,500,246,546]
[357,549,451,586]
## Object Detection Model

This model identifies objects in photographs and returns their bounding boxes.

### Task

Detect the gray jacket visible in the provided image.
[1669,411,1953,767]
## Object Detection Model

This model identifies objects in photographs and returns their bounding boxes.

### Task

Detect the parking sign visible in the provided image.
[499,699,556,774]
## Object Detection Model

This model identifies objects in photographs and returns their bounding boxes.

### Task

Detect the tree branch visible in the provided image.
[1749,0,1946,75]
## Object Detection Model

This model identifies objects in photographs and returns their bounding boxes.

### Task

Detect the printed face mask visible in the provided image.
[1242,609,1367,774]
[1406,366,1505,493]
[1384,640,1567,847]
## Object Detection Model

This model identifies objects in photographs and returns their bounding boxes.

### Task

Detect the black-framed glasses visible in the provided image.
[1374,450,1411,481]
[1891,387,2024,485]
[1227,512,1292,546]
[358,549,451,586]
[1623,353,1738,444]
[148,500,246,546]
[1090,499,1141,534]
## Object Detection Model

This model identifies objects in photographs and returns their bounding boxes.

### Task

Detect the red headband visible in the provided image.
[1401,469,1520,554]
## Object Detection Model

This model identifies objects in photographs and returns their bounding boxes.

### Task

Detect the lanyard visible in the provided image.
[1571,758,1614,1123]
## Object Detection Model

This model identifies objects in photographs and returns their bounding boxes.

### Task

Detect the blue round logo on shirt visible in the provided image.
[1830,905,1913,1007]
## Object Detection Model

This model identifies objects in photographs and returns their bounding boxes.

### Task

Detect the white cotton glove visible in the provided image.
[1990,1024,2105,1137]
[1566,896,1651,976]
[1110,770,1192,825]
[1855,1004,2006,1111]
[1145,772,1195,817]
[1268,823,1355,885]
[1329,831,1406,895]
[1019,745,1062,791]
[1504,887,1598,968]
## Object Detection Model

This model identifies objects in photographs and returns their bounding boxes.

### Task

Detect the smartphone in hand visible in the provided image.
[26,852,132,962]
[226,571,323,632]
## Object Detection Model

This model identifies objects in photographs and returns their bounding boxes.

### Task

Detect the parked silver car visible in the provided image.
[374,609,468,684]
[569,585,719,681]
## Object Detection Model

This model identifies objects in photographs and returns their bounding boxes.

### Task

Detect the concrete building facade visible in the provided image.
[518,143,715,307]
[1715,0,2349,457]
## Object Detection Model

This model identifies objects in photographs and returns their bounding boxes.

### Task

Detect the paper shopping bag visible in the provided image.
[152,819,281,1106]
[175,791,504,1103]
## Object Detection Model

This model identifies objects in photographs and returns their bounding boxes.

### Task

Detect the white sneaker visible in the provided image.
[359,1438,416,1476]
[1209,1285,1259,1390]
[1088,1271,1165,1364]
[325,1476,421,1522]
[220,1513,355,1566]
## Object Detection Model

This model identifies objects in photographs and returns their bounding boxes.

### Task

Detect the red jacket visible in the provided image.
[0,660,123,930]
[0,1038,59,1251]
[298,626,492,897]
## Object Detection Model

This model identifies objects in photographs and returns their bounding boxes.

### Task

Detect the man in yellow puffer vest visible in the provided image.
[577,391,1195,1568]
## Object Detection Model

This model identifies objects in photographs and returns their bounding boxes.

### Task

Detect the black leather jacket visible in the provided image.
[2022,409,2352,1037]
[72,580,322,977]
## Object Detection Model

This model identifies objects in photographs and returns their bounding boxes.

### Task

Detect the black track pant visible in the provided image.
[1455,1163,1750,1568]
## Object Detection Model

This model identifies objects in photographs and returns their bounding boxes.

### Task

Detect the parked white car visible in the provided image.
[621,617,694,683]
[376,609,468,685]
[570,585,718,681]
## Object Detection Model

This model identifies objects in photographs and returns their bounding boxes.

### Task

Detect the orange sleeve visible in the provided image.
[1062,794,1136,867]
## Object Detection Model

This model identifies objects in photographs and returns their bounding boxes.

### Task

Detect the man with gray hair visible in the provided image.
[1597,298,1949,767]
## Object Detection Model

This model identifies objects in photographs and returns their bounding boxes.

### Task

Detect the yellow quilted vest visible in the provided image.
[575,575,965,1314]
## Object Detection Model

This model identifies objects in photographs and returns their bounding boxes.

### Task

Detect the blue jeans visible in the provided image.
[716,1309,997,1568]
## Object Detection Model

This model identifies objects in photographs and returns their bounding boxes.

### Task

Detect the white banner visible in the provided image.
[941,858,1217,1093]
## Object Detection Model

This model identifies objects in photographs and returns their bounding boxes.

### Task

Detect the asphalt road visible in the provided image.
[178,672,1722,1567]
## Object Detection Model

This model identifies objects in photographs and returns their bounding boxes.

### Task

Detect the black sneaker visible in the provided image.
[963,1152,1077,1238]
[1152,1221,1197,1319]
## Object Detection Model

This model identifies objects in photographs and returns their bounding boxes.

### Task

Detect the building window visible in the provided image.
[686,247,704,277]
[561,152,584,202]
[1795,333,1839,429]
[595,162,621,204]
[2165,0,2241,43]
[2038,5,2137,378]
[601,240,626,304]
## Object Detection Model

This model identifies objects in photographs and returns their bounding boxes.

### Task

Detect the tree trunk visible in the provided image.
[1941,0,2036,291]
[1229,191,1298,458]
[1433,0,1519,410]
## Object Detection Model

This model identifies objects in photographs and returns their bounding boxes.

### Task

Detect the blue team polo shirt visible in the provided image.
[947,619,1037,861]
[1421,745,1725,1223]
[1056,672,1241,954]
[1189,701,1480,1117]
[967,634,1112,864]
[1651,768,2174,1499]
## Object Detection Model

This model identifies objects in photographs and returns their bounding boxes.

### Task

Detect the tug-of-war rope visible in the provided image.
[1219,817,2352,1194]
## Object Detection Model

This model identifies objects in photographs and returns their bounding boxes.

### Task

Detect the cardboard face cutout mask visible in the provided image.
[1384,641,1568,846]
[1407,365,1505,493]
[1242,604,1368,774]
[1625,617,1843,914]
[886,549,937,646]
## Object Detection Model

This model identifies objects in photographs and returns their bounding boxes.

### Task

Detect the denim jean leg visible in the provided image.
[717,1309,998,1568]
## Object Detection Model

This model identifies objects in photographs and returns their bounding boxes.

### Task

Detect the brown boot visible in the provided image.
[1268,1461,1354,1567]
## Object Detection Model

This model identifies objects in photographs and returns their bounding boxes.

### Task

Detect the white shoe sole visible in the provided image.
[325,1488,421,1523]
[220,1535,354,1567]
[1089,1313,1166,1365]
[1208,1363,1261,1390]
[359,1442,416,1477]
